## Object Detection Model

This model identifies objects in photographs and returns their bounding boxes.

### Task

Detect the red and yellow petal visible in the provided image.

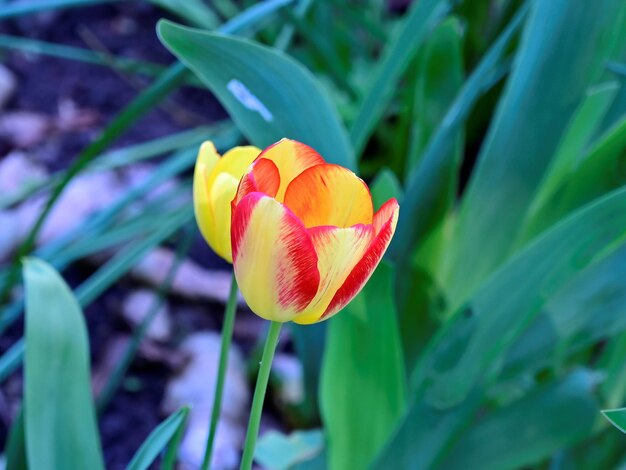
[256,138,325,201]
[232,193,320,322]
[233,158,281,206]
[320,198,400,320]
[283,164,373,229]
[292,224,374,325]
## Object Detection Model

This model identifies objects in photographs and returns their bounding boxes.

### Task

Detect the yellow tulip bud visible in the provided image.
[193,141,261,262]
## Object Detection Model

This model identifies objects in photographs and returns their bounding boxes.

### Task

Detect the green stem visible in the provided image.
[240,321,283,470]
[201,276,239,470]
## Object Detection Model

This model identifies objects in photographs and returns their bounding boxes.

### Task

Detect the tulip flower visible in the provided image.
[193,141,261,262]
[192,140,262,470]
[231,138,400,325]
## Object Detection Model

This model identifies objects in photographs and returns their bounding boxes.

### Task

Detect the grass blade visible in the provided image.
[349,0,451,156]
[126,407,190,470]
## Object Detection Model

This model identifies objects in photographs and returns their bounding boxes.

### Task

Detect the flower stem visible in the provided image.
[240,321,283,470]
[200,276,239,470]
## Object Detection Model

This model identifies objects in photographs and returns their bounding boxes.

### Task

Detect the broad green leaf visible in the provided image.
[387,6,525,262]
[444,0,626,306]
[405,17,464,178]
[502,242,626,382]
[602,408,626,434]
[147,0,219,29]
[386,7,525,371]
[441,371,598,470]
[255,430,324,470]
[375,186,626,468]
[601,74,626,132]
[126,407,190,470]
[4,408,27,470]
[23,259,104,470]
[417,186,626,409]
[370,168,403,210]
[517,81,620,242]
[599,331,626,410]
[518,114,626,242]
[320,263,406,470]
[157,20,355,169]
[349,0,451,155]
[371,389,482,470]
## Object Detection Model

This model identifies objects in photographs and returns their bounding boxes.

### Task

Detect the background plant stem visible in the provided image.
[201,276,239,470]
[240,321,283,470]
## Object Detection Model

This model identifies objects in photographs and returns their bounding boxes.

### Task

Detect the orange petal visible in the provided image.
[233,158,281,206]
[283,164,374,228]
[321,198,399,320]
[232,192,320,322]
[256,138,325,201]
[292,224,374,324]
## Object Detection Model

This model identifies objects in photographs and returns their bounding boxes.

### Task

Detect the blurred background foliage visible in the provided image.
[1,0,626,469]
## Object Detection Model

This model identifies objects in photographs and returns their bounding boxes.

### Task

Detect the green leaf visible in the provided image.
[23,259,104,470]
[255,429,324,470]
[349,0,451,155]
[444,0,626,305]
[418,186,626,409]
[405,17,464,178]
[4,407,27,470]
[387,5,525,262]
[519,82,621,242]
[441,371,598,470]
[375,186,626,468]
[289,322,326,423]
[371,390,482,470]
[370,168,403,211]
[0,0,119,20]
[602,408,626,433]
[126,407,190,470]
[320,263,406,470]
[157,20,355,169]
[502,242,626,381]
[147,0,219,29]
[519,114,626,243]
[599,331,626,410]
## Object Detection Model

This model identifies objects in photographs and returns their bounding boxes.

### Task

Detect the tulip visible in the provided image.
[231,138,399,325]
[193,141,261,262]
[193,141,264,470]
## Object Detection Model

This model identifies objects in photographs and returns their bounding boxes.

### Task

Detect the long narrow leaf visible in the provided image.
[375,185,626,469]
[444,0,626,305]
[126,407,190,470]
[441,371,597,470]
[349,0,451,156]
[23,259,104,470]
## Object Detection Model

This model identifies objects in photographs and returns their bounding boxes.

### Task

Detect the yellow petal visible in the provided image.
[205,145,261,192]
[193,141,221,250]
[194,143,261,262]
[209,172,240,262]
